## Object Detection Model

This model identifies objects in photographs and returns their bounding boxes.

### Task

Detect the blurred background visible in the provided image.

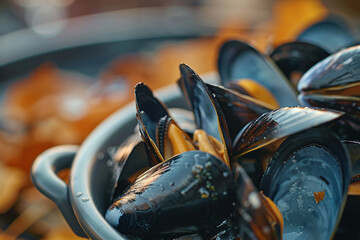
[0,0,359,239]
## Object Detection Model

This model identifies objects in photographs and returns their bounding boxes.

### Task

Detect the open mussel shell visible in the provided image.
[135,83,170,164]
[298,94,360,122]
[111,133,152,200]
[233,107,343,158]
[344,140,360,176]
[205,83,274,142]
[135,83,195,166]
[336,192,360,239]
[233,163,282,240]
[218,39,298,107]
[297,15,357,53]
[298,45,360,120]
[336,142,360,239]
[178,64,232,167]
[270,41,329,88]
[336,138,360,238]
[260,128,351,240]
[105,150,234,238]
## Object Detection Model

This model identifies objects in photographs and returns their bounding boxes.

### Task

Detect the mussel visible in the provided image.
[177,64,232,167]
[178,64,275,156]
[270,41,330,88]
[112,133,152,198]
[339,140,360,239]
[135,83,199,166]
[218,39,298,107]
[298,45,360,123]
[106,150,234,238]
[260,128,351,240]
[233,163,283,240]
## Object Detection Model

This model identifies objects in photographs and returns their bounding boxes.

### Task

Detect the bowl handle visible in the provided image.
[31,145,87,238]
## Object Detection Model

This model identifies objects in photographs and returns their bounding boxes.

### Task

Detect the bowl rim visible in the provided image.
[0,6,217,68]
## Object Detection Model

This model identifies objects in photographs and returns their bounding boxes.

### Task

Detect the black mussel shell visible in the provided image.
[335,192,360,240]
[337,129,360,240]
[178,64,232,167]
[233,163,282,240]
[206,83,273,142]
[135,83,193,166]
[270,41,329,88]
[105,151,233,238]
[297,15,357,53]
[135,83,170,165]
[344,140,360,176]
[298,94,360,122]
[217,39,298,107]
[336,140,360,239]
[328,115,360,142]
[260,128,351,240]
[298,46,360,92]
[233,107,343,158]
[298,46,360,121]
[112,133,152,199]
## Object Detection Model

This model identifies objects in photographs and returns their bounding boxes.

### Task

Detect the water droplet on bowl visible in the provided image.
[97,152,104,160]
[106,159,114,167]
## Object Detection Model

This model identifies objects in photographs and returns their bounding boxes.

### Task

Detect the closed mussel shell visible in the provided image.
[105,150,233,238]
[218,40,298,107]
[298,46,360,92]
[298,46,360,121]
[260,128,351,240]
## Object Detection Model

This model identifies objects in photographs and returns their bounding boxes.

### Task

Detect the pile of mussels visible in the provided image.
[106,18,360,240]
